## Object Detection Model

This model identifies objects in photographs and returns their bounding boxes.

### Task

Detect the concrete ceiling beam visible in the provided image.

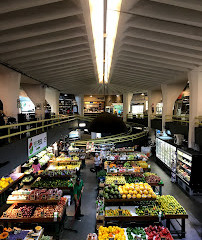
[128,15,202,41]
[0,37,88,60]
[0,0,63,14]
[15,50,91,68]
[0,1,82,31]
[8,44,90,64]
[125,28,202,51]
[130,0,202,27]
[123,36,202,59]
[0,27,86,53]
[119,53,194,69]
[0,15,84,44]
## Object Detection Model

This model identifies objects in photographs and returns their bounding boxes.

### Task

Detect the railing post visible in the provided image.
[20,126,22,139]
[42,121,44,132]
[8,127,11,143]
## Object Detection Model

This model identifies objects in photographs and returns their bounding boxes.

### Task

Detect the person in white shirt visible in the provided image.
[94,153,101,175]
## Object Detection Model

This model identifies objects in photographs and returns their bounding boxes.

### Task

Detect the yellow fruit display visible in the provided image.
[118,183,156,200]
[98,226,126,240]
[0,177,13,191]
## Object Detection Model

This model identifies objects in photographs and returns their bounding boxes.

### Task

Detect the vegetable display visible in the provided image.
[145,225,173,240]
[32,178,73,188]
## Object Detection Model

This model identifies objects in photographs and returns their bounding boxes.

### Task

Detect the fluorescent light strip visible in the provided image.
[104,0,122,84]
[89,0,104,84]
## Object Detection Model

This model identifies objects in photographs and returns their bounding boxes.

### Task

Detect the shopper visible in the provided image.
[73,177,84,220]
[32,158,41,174]
[94,153,102,175]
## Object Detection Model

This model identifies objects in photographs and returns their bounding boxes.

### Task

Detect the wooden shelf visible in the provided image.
[104,198,156,203]
[6,199,60,204]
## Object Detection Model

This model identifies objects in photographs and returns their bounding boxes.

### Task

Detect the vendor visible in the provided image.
[73,177,84,221]
[32,158,41,173]
[94,153,102,175]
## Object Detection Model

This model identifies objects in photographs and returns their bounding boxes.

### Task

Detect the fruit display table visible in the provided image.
[0,198,68,239]
[0,173,25,204]
[0,173,25,195]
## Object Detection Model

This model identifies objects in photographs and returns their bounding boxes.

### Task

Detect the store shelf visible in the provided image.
[178,165,191,174]
[178,158,191,167]
[104,198,156,203]
[6,199,60,204]
[177,174,190,185]
[0,173,25,195]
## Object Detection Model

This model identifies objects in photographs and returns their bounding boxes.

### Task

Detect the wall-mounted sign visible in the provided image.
[28,132,47,158]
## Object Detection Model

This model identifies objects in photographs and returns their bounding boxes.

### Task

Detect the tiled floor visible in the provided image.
[62,158,202,240]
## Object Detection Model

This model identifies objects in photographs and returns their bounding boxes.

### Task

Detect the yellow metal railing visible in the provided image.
[165,115,189,124]
[150,114,162,120]
[195,116,202,126]
[0,115,77,143]
[74,131,147,146]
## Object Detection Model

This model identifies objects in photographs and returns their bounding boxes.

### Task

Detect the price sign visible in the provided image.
[118,210,123,216]
[17,211,22,218]
[144,210,149,216]
[114,180,118,185]
[135,237,141,240]
[109,238,114,240]
[41,211,44,217]
[3,212,7,217]
[161,238,166,240]
[135,179,139,183]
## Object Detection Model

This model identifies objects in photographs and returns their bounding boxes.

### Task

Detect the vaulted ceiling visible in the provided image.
[0,0,202,94]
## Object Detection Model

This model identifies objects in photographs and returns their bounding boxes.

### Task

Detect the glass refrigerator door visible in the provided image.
[177,150,192,184]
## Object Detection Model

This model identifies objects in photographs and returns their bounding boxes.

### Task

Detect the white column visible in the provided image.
[188,67,202,149]
[75,94,84,116]
[22,83,46,119]
[161,81,187,132]
[0,66,21,119]
[148,90,162,128]
[123,92,133,122]
[45,87,59,115]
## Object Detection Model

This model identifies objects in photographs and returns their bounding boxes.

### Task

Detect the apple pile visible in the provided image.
[145,225,173,240]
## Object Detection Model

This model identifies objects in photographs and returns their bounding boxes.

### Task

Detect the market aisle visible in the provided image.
[149,157,202,240]
[61,159,97,240]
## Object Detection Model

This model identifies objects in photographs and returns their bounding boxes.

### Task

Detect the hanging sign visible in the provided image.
[28,132,47,158]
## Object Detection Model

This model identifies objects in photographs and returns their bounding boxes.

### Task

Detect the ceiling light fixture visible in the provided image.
[104,0,122,84]
[90,95,93,97]
[89,0,104,84]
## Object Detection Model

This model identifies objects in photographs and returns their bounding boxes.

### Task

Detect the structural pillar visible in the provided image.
[188,67,202,149]
[75,94,84,116]
[123,92,133,122]
[161,81,187,132]
[0,66,21,119]
[148,90,162,129]
[22,83,46,119]
[45,87,60,115]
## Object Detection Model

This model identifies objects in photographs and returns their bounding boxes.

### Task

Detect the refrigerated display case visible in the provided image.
[176,148,202,192]
[156,137,177,169]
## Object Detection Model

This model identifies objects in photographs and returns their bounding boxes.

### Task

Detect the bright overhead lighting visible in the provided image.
[141,93,144,96]
[90,95,92,97]
[89,0,104,84]
[104,0,122,84]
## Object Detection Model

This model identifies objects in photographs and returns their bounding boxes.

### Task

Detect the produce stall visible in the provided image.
[0,226,45,240]
[0,197,68,239]
[0,173,25,204]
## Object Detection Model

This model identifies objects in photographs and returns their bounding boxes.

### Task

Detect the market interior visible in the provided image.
[0,1,202,240]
